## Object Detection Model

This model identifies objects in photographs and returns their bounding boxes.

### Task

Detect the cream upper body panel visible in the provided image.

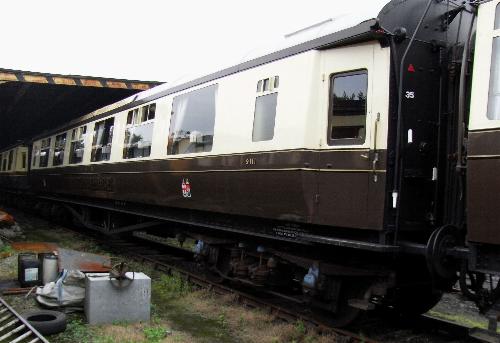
[31,40,390,170]
[0,146,28,173]
[318,42,390,150]
[469,0,500,131]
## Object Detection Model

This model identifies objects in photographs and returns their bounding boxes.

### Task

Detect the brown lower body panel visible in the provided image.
[28,150,387,231]
[468,130,500,245]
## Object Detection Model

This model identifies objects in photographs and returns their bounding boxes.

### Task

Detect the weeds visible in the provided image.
[153,274,192,300]
[428,310,495,331]
[93,336,118,343]
[143,326,169,342]
[295,320,306,336]
[0,244,13,254]
[54,318,94,343]
[217,312,228,329]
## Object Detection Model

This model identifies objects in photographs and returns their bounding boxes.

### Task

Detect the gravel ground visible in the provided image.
[430,293,493,330]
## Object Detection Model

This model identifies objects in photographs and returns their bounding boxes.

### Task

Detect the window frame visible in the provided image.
[52,132,67,167]
[252,76,280,142]
[167,84,218,156]
[495,2,500,30]
[21,151,27,170]
[252,92,279,142]
[327,69,369,146]
[7,150,14,171]
[91,117,115,163]
[39,138,51,168]
[32,143,40,168]
[487,34,500,120]
[123,103,156,160]
[69,125,87,165]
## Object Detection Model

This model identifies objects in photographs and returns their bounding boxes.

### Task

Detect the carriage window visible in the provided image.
[39,138,51,167]
[22,152,27,169]
[168,85,217,155]
[328,70,368,145]
[53,133,67,166]
[123,103,155,159]
[488,38,500,120]
[252,93,278,142]
[91,118,114,162]
[256,76,279,95]
[495,3,499,30]
[1,155,6,171]
[32,144,40,167]
[257,80,263,92]
[8,150,14,170]
[70,125,87,164]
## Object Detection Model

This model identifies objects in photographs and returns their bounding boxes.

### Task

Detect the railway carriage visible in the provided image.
[2,0,500,329]
[0,145,29,192]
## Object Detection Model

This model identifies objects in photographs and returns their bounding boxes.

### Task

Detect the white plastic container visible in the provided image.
[42,254,59,285]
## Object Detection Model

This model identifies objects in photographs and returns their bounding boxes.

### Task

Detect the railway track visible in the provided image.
[102,235,379,343]
[0,206,479,342]
[74,229,473,343]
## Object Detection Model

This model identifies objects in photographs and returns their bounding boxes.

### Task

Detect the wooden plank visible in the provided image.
[52,77,77,86]
[23,75,48,83]
[0,72,18,81]
[80,79,103,87]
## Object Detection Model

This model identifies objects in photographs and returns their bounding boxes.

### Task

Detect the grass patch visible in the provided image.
[0,244,14,254]
[427,310,498,332]
[143,326,170,342]
[153,274,192,300]
[52,318,95,343]
[2,210,338,343]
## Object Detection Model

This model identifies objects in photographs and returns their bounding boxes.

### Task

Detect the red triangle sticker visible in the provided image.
[408,64,416,73]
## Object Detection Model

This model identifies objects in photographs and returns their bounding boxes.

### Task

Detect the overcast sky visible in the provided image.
[0,0,388,84]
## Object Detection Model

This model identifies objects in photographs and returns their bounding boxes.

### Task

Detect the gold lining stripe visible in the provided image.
[469,128,500,133]
[468,154,500,159]
[34,148,378,169]
[39,168,387,176]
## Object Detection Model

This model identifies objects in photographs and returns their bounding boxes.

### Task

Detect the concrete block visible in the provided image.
[85,272,151,325]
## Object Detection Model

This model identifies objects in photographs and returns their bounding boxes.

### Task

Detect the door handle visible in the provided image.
[372,113,381,183]
[372,152,379,182]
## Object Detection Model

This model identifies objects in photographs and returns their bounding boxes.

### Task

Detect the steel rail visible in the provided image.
[54,223,471,343]
[97,235,379,343]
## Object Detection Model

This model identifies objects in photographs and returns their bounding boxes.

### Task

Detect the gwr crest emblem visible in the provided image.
[181,178,192,198]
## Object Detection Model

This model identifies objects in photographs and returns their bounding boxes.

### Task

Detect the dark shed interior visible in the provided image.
[0,68,162,150]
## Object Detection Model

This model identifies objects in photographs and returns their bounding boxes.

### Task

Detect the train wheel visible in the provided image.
[313,279,371,327]
[391,286,442,317]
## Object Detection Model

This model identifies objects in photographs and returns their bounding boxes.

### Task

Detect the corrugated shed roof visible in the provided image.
[0,68,162,149]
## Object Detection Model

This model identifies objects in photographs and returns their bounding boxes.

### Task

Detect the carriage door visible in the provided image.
[317,43,389,230]
[467,0,500,245]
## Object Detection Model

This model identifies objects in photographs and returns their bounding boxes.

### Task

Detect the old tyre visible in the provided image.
[22,310,67,335]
